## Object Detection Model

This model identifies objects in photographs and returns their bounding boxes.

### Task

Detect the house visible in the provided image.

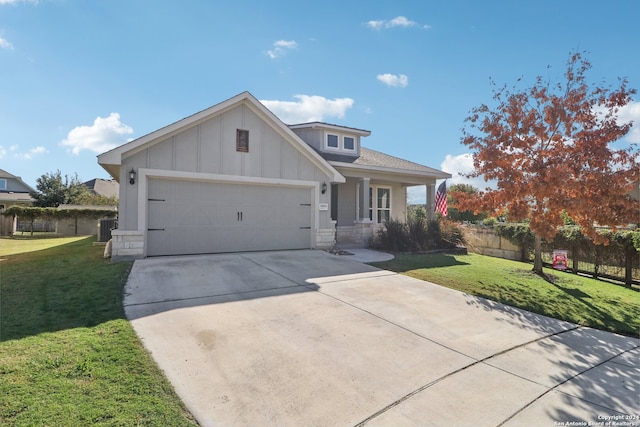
[98,92,450,260]
[0,168,35,209]
[83,178,119,199]
[0,169,35,235]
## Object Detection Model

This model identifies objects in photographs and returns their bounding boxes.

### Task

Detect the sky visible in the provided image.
[1,0,639,204]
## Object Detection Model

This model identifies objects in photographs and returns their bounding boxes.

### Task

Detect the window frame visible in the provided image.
[325,132,357,152]
[367,185,392,224]
[0,178,6,191]
[343,136,355,151]
[326,133,340,150]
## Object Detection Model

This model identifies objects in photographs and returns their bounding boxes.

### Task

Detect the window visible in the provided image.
[368,186,391,223]
[343,136,355,150]
[0,179,6,190]
[325,132,357,151]
[369,187,373,221]
[377,188,391,223]
[236,129,249,152]
[327,134,339,149]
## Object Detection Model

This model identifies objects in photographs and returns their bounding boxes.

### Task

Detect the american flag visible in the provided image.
[435,181,448,217]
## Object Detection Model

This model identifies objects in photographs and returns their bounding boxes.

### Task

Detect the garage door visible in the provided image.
[146,179,313,256]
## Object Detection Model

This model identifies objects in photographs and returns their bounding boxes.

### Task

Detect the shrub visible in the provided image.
[483,217,498,226]
[372,218,410,252]
[440,219,466,248]
[373,218,465,252]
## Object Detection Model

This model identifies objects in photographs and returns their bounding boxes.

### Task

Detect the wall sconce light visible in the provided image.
[129,168,136,185]
[321,182,327,194]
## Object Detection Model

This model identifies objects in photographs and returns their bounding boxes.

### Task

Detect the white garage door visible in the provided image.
[146,179,313,256]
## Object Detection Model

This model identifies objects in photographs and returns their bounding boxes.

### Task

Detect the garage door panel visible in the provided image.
[147,179,313,256]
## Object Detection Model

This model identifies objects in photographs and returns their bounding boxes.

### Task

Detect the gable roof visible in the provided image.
[0,168,36,193]
[83,178,119,198]
[330,147,451,180]
[0,169,16,179]
[98,92,345,183]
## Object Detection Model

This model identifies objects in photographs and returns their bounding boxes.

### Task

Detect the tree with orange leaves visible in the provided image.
[459,52,639,275]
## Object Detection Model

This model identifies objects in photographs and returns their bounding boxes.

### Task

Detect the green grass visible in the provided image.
[372,253,640,337]
[0,236,197,426]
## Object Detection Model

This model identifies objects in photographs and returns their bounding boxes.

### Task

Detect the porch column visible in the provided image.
[358,178,371,222]
[426,183,435,221]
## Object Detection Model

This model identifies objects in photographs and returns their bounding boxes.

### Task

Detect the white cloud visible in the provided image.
[0,36,14,50]
[1,144,47,160]
[407,186,427,205]
[261,94,354,124]
[60,112,133,155]
[441,153,494,189]
[266,39,297,59]
[389,16,416,28]
[0,0,38,5]
[366,20,385,30]
[14,145,47,160]
[377,73,408,88]
[617,100,640,143]
[365,16,430,30]
[592,100,640,144]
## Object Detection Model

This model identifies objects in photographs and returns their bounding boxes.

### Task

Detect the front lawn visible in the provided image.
[0,236,197,426]
[372,253,640,337]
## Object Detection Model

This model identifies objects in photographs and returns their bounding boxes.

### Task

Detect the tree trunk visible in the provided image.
[533,234,544,274]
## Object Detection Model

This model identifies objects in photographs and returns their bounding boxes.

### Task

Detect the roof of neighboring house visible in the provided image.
[0,169,15,179]
[0,168,36,194]
[330,147,451,180]
[83,178,119,198]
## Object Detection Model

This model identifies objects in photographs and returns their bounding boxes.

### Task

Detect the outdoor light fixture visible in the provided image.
[321,182,327,194]
[129,168,136,185]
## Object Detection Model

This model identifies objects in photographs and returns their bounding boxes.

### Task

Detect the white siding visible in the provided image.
[120,104,333,231]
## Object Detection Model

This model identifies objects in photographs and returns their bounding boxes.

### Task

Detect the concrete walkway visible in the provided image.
[332,248,395,263]
[124,250,639,427]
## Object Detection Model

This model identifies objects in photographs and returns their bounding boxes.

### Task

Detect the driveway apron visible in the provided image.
[124,250,639,427]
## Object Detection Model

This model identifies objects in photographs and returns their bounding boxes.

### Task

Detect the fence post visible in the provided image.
[625,247,634,288]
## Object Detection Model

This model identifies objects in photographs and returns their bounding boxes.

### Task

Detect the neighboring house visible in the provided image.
[0,168,35,209]
[83,178,119,199]
[0,169,35,235]
[98,91,450,260]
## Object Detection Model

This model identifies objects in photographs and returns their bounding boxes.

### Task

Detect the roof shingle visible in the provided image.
[354,147,448,176]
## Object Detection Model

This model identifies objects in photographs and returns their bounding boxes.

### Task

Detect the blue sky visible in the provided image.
[1,0,639,203]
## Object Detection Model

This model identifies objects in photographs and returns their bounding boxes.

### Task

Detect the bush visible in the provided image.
[483,217,498,226]
[372,218,465,252]
[373,218,410,252]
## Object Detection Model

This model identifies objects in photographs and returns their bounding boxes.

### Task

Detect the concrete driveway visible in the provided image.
[124,250,639,427]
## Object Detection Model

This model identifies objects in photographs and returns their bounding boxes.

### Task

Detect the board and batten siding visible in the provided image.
[119,104,332,231]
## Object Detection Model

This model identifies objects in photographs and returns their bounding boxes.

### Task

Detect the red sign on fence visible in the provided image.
[552,250,568,271]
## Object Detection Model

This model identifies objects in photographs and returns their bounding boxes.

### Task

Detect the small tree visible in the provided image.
[448,183,487,222]
[32,170,89,207]
[460,52,639,275]
[32,170,67,207]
